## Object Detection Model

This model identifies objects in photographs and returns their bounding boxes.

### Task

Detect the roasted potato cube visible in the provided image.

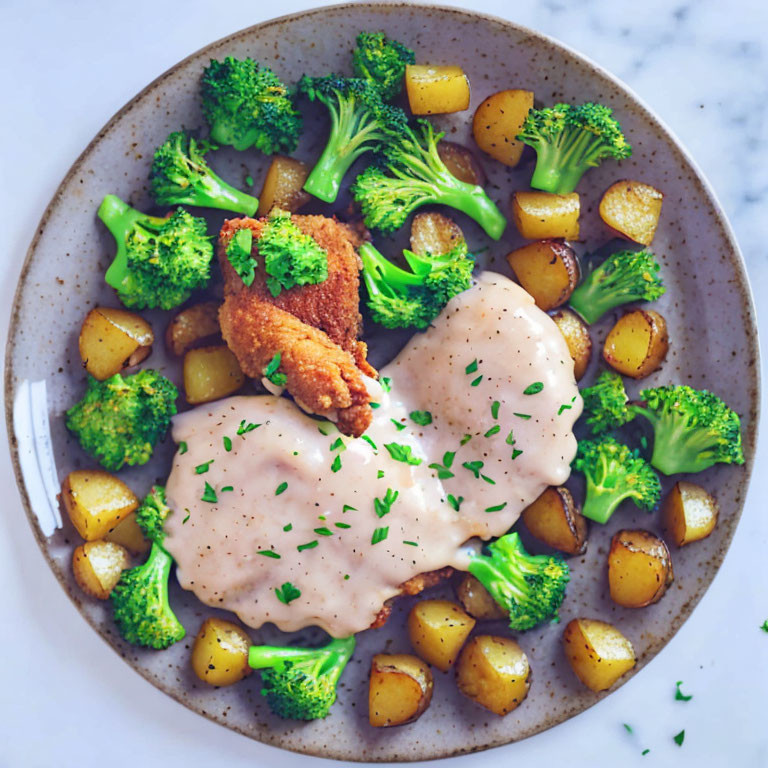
[456,573,507,620]
[437,142,486,186]
[603,309,669,379]
[472,89,534,167]
[511,191,580,240]
[72,540,129,599]
[369,653,434,727]
[456,635,531,716]
[79,307,154,380]
[600,180,663,246]
[608,529,674,608]
[410,212,465,257]
[563,618,636,692]
[165,302,222,357]
[407,599,476,671]
[551,308,592,380]
[522,486,588,555]
[661,481,719,547]
[405,64,470,115]
[103,511,150,556]
[61,470,139,541]
[191,617,252,687]
[183,345,245,405]
[506,239,580,311]
[258,155,311,216]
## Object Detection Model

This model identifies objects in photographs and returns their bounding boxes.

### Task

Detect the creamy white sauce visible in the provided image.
[164,273,582,637]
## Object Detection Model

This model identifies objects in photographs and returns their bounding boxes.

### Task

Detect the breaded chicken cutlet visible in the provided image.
[218,214,377,437]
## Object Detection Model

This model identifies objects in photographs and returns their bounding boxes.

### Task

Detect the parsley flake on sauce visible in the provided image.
[223,436,232,452]
[329,437,346,452]
[390,418,407,431]
[462,460,484,478]
[361,434,378,452]
[275,481,288,496]
[237,420,260,435]
[275,581,301,604]
[513,412,531,420]
[447,494,464,512]
[485,502,508,513]
[178,441,188,455]
[283,523,293,532]
[331,454,342,473]
[263,352,287,387]
[374,488,399,518]
[673,730,685,747]
[523,381,544,395]
[221,485,234,492]
[201,482,217,503]
[257,550,281,559]
[409,410,433,426]
[195,460,214,474]
[465,359,479,374]
[371,526,389,545]
[511,449,523,460]
[384,442,422,465]
[491,401,501,419]
[297,541,318,552]
[403,540,419,547]
[314,527,333,536]
[380,376,393,392]
[675,681,693,701]
[335,522,351,529]
[484,425,501,438]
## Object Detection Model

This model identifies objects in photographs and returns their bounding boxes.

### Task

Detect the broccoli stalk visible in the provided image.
[630,386,744,475]
[580,370,634,435]
[352,31,415,100]
[569,249,665,324]
[248,636,356,720]
[359,239,474,329]
[98,194,212,310]
[351,120,506,239]
[517,102,632,194]
[572,436,661,524]
[298,76,407,203]
[150,131,259,215]
[467,532,569,631]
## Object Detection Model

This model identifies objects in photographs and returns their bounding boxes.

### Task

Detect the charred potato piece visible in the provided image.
[183,345,246,405]
[61,470,139,541]
[456,573,507,620]
[600,180,663,246]
[563,618,636,692]
[472,89,534,167]
[521,486,588,555]
[456,635,531,716]
[369,653,434,727]
[608,529,674,608]
[258,155,311,216]
[550,308,592,380]
[79,307,153,380]
[408,599,476,671]
[191,617,252,687]
[405,65,470,115]
[603,309,669,379]
[511,191,580,240]
[661,481,719,547]
[72,540,129,599]
[165,301,222,357]
[103,511,150,556]
[506,239,579,311]
[437,142,486,186]
[410,212,465,257]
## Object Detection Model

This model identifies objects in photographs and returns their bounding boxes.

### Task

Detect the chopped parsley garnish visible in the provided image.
[283,523,293,532]
[374,488,399,518]
[380,376,392,392]
[317,421,336,436]
[377,470,385,478]
[342,504,357,513]
[335,522,351,529]
[403,540,419,547]
[761,620,768,632]
[178,441,188,455]
[201,482,217,503]
[361,434,378,452]
[221,485,234,492]
[371,526,389,545]
[275,581,301,604]
[513,412,531,420]
[331,454,342,473]
[481,474,496,484]
[275,481,288,496]
[484,425,501,438]
[447,494,464,512]
[471,375,483,387]
[182,511,190,524]
[506,429,516,445]
[641,749,650,756]
[237,420,260,435]
[465,359,478,374]
[195,460,214,474]
[558,403,573,415]
[675,681,693,701]
[314,527,333,536]
[226,228,256,286]
[390,418,407,431]
[485,502,508,513]
[511,448,523,460]
[263,352,287,386]
[623,724,633,734]
[523,381,544,395]
[462,460,484,478]
[329,437,346,452]
[223,436,232,452]
[257,550,281,559]
[491,401,501,419]
[297,541,318,552]
[673,730,685,747]
[384,442,422,465]
[370,402,381,409]
[429,451,456,479]
[344,574,350,580]
[460,434,473,446]
[409,410,433,426]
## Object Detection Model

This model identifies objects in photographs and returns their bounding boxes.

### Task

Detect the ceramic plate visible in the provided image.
[5,2,758,762]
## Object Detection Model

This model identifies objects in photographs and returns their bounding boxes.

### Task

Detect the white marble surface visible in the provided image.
[1,1,766,766]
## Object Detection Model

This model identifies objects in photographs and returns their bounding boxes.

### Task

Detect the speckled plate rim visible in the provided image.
[4,2,760,761]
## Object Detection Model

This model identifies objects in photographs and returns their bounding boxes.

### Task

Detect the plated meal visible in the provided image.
[7,5,757,761]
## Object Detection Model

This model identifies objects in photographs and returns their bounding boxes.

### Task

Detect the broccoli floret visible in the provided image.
[629,385,745,475]
[248,636,356,720]
[517,102,632,194]
[66,371,178,471]
[351,119,507,239]
[256,210,329,296]
[297,75,407,203]
[569,249,665,324]
[360,239,474,329]
[150,131,259,215]
[200,57,302,154]
[467,532,569,631]
[97,195,212,310]
[135,485,172,545]
[110,541,185,649]
[581,370,634,435]
[572,435,661,524]
[352,31,415,100]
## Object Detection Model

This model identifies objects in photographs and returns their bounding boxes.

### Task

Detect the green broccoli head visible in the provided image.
[570,248,665,324]
[580,370,633,435]
[631,385,745,475]
[200,56,302,154]
[248,636,356,720]
[98,195,212,310]
[351,119,507,239]
[467,532,570,631]
[135,485,172,545]
[297,75,407,203]
[110,541,185,650]
[257,210,329,297]
[66,371,178,471]
[150,131,259,215]
[352,31,415,100]
[517,102,632,194]
[359,240,474,330]
[572,435,660,524]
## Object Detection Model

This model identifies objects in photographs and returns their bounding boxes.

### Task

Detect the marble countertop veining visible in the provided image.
[0,1,766,767]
